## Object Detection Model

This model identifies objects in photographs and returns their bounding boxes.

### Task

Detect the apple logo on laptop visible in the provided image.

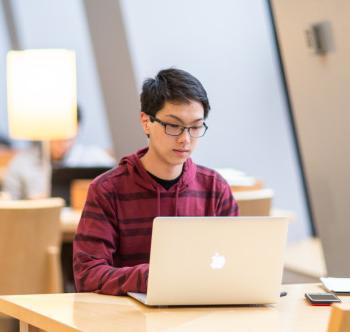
[210,252,226,269]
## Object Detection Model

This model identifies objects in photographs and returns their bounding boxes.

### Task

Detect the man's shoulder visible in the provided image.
[89,163,130,192]
[195,164,227,184]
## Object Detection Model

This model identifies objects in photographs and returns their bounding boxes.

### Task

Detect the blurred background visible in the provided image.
[0,0,311,243]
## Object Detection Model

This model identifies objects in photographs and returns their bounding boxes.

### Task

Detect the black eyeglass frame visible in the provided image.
[148,115,208,138]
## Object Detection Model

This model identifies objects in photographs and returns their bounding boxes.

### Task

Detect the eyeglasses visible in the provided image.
[149,115,208,138]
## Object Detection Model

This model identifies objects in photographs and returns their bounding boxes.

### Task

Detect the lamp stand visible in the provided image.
[41,141,52,198]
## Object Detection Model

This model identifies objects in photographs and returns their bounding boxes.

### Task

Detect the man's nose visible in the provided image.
[176,128,191,143]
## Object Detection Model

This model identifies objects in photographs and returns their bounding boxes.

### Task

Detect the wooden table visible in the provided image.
[0,284,348,332]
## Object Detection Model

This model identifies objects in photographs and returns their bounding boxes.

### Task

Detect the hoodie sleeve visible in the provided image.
[216,181,239,216]
[73,181,149,295]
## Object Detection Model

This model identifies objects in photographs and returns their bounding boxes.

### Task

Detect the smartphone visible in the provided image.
[305,292,341,306]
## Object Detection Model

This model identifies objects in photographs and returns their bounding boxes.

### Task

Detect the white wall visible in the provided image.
[8,0,112,148]
[120,0,311,242]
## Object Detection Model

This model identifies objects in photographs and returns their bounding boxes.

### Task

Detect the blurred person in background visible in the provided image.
[0,135,12,198]
[3,107,115,200]
[0,135,11,149]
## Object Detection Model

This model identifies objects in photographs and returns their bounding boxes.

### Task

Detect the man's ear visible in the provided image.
[140,112,151,136]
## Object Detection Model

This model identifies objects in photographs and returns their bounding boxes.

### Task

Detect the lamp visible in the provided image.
[7,49,77,197]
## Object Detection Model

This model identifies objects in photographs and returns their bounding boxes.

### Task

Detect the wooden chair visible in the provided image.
[328,303,350,332]
[0,198,64,331]
[233,189,274,216]
[70,179,92,211]
[0,198,64,294]
[230,179,264,192]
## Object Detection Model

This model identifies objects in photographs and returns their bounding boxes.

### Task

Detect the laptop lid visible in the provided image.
[142,216,288,306]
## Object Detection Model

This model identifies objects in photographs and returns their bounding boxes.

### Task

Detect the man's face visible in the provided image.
[50,137,75,162]
[141,100,205,167]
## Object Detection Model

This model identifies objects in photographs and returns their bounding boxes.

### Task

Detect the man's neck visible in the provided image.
[140,149,183,180]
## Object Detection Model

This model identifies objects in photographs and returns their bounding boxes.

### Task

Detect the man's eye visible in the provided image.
[168,124,181,129]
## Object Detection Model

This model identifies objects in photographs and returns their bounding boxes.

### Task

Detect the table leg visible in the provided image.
[20,321,45,332]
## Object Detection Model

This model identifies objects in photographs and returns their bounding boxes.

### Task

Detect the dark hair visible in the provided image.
[140,68,210,119]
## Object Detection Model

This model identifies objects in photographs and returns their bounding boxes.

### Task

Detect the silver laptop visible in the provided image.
[128,216,288,306]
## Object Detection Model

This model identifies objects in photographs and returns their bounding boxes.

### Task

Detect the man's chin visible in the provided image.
[169,155,190,166]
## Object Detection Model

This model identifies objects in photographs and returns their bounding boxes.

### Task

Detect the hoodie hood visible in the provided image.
[119,147,197,193]
[118,147,197,216]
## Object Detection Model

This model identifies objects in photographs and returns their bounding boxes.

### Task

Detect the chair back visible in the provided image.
[234,189,273,216]
[0,198,64,295]
[70,179,91,210]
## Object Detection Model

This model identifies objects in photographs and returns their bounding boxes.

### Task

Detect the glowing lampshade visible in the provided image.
[7,49,77,140]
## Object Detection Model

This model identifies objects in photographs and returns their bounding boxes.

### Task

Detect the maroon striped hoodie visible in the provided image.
[73,147,239,295]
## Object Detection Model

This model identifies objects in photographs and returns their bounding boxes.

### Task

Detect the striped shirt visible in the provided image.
[73,147,239,295]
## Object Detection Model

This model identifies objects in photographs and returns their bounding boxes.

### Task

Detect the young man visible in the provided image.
[73,68,239,295]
